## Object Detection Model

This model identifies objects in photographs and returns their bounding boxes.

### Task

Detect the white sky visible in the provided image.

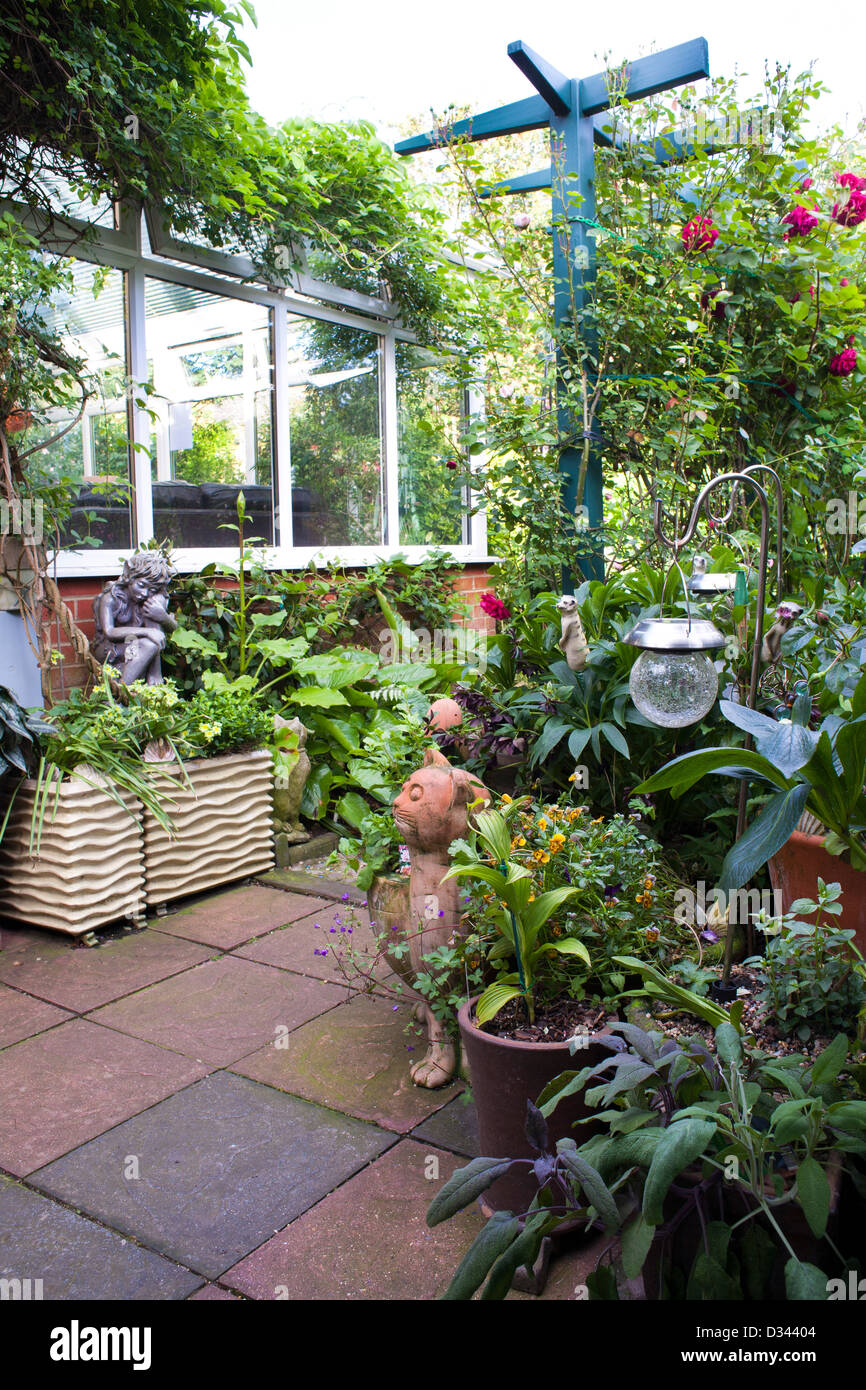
[240,0,866,139]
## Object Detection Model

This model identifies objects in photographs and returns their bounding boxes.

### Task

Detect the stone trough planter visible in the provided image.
[0,749,275,935]
[0,773,145,937]
[142,749,274,910]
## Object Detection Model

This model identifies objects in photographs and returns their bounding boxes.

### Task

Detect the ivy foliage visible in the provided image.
[0,0,457,337]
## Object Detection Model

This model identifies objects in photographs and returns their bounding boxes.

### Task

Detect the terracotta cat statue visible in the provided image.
[391,748,490,1088]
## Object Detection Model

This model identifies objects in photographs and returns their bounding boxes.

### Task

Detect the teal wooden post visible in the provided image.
[396,38,711,587]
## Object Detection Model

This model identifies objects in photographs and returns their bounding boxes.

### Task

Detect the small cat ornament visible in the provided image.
[556,594,590,672]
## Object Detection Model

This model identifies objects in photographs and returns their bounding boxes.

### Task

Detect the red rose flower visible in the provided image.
[681,216,719,253]
[783,204,819,237]
[829,347,857,376]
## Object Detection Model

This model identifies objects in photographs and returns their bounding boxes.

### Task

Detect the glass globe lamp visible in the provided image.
[624,617,726,729]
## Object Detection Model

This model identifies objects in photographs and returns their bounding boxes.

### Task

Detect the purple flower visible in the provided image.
[438,910,444,918]
[700,929,720,943]
[604,883,623,901]
[782,204,819,237]
[341,893,350,902]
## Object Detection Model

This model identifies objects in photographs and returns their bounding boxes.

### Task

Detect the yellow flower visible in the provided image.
[517,836,526,847]
[528,894,536,902]
[592,816,605,824]
[501,794,513,804]
[532,850,550,865]
[537,818,547,832]
[645,927,660,944]
[568,772,577,782]
[549,834,566,854]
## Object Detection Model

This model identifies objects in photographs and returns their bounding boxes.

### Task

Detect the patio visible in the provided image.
[0,872,600,1300]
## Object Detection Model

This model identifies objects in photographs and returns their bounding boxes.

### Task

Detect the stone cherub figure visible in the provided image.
[92,552,177,685]
[556,594,590,671]
[390,748,490,1088]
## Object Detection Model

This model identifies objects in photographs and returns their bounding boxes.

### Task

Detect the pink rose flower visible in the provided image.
[837,171,866,193]
[480,591,511,621]
[681,216,719,253]
[833,191,866,227]
[783,204,819,236]
[829,347,857,376]
[800,177,813,190]
[841,278,850,287]
[445,459,459,470]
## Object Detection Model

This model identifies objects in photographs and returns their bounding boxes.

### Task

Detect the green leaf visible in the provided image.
[785,1258,829,1300]
[557,1150,620,1231]
[547,937,592,965]
[643,1118,717,1225]
[621,1211,655,1279]
[523,886,581,935]
[440,1211,521,1300]
[288,686,349,708]
[809,1033,848,1087]
[715,1021,743,1068]
[475,981,524,1025]
[335,791,370,830]
[717,783,810,894]
[481,1213,551,1300]
[426,1157,516,1226]
[635,746,790,797]
[796,1157,831,1239]
[529,718,569,767]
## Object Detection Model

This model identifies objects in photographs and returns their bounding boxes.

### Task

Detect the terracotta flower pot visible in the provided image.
[768,829,866,954]
[458,996,613,1217]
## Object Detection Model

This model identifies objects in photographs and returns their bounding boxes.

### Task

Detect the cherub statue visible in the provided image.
[92,552,177,685]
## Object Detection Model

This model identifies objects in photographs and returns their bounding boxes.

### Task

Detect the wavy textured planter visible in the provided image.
[0,775,145,936]
[142,749,274,909]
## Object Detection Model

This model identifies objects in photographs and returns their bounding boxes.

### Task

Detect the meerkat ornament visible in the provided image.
[556,594,590,672]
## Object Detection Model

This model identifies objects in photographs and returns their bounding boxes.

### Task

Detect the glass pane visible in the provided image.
[396,343,466,545]
[286,317,382,546]
[26,261,132,550]
[144,280,273,548]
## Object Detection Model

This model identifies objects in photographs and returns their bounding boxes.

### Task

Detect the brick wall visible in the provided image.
[46,563,498,698]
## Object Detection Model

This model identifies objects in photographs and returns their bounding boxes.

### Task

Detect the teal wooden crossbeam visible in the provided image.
[396,37,711,584]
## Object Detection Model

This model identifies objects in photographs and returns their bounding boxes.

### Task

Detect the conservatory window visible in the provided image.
[33,261,132,550]
[396,342,467,546]
[285,315,383,547]
[144,280,274,548]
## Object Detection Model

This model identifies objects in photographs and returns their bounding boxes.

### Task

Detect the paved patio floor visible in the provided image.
[0,871,605,1301]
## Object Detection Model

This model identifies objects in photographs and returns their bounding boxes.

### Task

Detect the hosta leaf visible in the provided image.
[475,981,524,1025]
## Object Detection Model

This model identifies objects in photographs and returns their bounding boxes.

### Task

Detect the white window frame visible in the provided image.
[3,199,490,576]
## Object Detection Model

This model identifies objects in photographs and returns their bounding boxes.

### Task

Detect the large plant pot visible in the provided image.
[0,775,144,936]
[458,997,612,1217]
[142,749,274,909]
[768,829,866,954]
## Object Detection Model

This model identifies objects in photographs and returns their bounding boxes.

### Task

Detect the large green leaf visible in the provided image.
[529,717,570,768]
[809,1033,849,1087]
[440,1211,521,1301]
[796,1157,831,1239]
[289,686,349,708]
[335,791,370,830]
[427,1157,516,1226]
[635,746,790,797]
[717,782,810,893]
[522,886,581,936]
[642,1118,717,1225]
[475,981,524,1025]
[481,1213,551,1300]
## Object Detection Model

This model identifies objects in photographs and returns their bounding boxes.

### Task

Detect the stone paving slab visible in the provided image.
[149,884,332,951]
[0,982,72,1049]
[0,1018,210,1177]
[221,1138,486,1300]
[0,928,213,1013]
[411,1095,480,1158]
[90,955,349,1067]
[188,1282,241,1300]
[232,993,460,1133]
[0,1176,203,1300]
[31,1071,396,1280]
[232,902,401,994]
[258,868,366,904]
